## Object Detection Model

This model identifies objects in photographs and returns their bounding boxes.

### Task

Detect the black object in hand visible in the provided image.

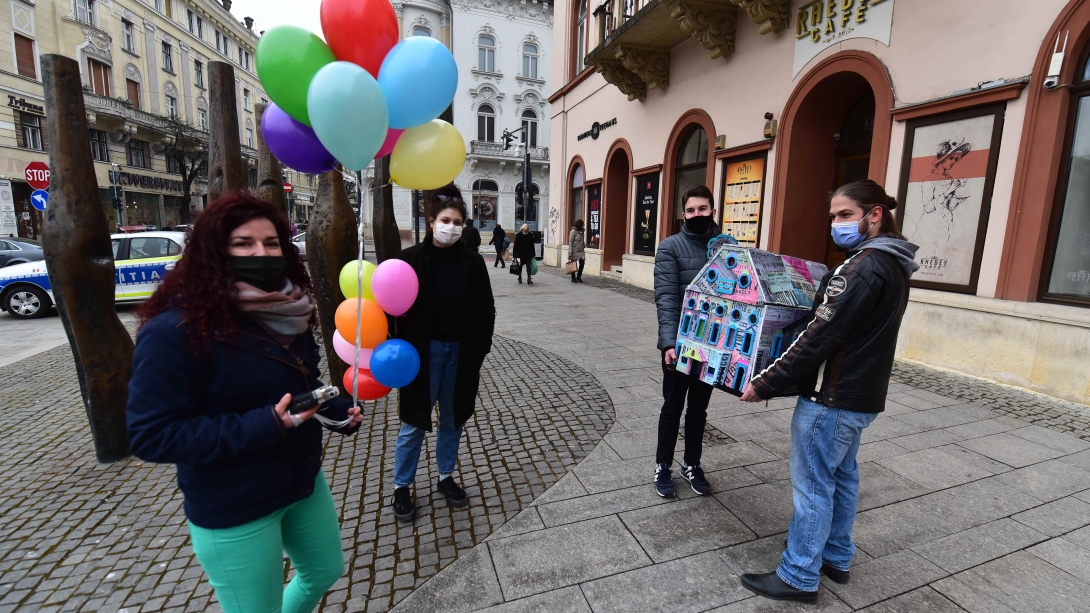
[288,385,340,414]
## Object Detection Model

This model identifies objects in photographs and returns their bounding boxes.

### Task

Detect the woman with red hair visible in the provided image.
[127,192,362,613]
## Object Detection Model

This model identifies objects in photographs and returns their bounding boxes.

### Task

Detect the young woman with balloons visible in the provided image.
[386,184,496,522]
[126,193,364,613]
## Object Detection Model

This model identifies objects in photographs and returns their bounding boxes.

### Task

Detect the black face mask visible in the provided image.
[231,256,286,292]
[684,213,714,235]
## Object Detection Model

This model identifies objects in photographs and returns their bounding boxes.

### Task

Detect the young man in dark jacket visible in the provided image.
[653,184,721,498]
[488,224,507,268]
[738,180,919,603]
[462,218,482,252]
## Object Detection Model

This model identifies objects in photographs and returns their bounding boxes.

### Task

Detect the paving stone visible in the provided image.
[877,447,994,490]
[933,444,1015,475]
[857,462,931,511]
[716,535,788,575]
[1028,538,1090,583]
[934,551,1090,613]
[997,459,1090,502]
[536,483,670,528]
[885,393,944,411]
[1011,497,1090,537]
[709,587,851,612]
[911,519,1048,574]
[473,586,591,613]
[888,429,965,452]
[487,516,650,601]
[958,433,1067,468]
[390,546,502,613]
[862,417,927,443]
[698,467,763,494]
[853,499,962,558]
[855,440,910,463]
[581,551,750,613]
[485,509,545,542]
[751,435,792,460]
[944,418,1018,440]
[529,474,587,507]
[601,429,660,460]
[621,496,753,562]
[573,442,622,467]
[694,442,779,472]
[856,586,967,613]
[715,482,793,538]
[746,460,790,483]
[894,408,979,431]
[823,550,947,609]
[1063,524,1090,551]
[1009,426,1090,454]
[574,458,654,494]
[917,478,1044,532]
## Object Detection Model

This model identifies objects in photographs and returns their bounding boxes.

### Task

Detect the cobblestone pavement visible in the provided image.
[0,329,613,613]
[394,264,1090,613]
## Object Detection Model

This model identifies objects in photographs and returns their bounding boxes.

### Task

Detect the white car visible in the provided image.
[0,231,187,319]
[293,233,307,258]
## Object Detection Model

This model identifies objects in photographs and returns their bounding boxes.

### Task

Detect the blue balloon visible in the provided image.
[378,37,458,129]
[370,339,421,389]
[308,61,389,171]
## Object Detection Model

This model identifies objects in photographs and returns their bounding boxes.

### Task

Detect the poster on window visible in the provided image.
[587,183,602,249]
[633,172,659,254]
[721,156,765,245]
[898,105,1004,293]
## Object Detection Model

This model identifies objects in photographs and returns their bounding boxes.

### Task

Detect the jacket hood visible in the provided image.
[856,236,920,277]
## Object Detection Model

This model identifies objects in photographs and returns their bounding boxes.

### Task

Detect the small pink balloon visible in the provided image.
[376,128,405,159]
[333,330,373,367]
[372,259,419,316]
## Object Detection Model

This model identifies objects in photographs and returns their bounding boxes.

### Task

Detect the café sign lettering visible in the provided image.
[115,171,184,194]
[577,118,617,141]
[792,0,895,77]
[8,95,44,116]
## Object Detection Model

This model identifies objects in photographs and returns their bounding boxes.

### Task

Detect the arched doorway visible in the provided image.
[603,144,631,271]
[769,51,894,266]
[663,110,716,238]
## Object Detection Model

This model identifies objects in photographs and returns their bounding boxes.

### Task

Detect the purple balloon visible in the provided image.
[261,103,338,174]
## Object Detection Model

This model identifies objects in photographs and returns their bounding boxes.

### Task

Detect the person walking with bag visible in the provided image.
[127,192,363,613]
[568,219,586,283]
[513,224,536,285]
[488,224,507,268]
[738,180,919,603]
[389,184,497,522]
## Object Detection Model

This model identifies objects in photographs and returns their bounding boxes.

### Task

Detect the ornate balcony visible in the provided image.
[83,91,169,131]
[470,140,549,161]
[584,0,791,101]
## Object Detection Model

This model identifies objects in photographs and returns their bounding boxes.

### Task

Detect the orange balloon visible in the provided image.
[343,368,391,401]
[335,298,388,349]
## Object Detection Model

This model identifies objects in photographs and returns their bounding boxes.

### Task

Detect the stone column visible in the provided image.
[207,61,246,200]
[253,102,288,217]
[142,20,162,114]
[40,55,134,463]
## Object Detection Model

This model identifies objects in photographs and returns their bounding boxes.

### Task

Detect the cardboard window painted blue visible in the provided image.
[709,322,721,344]
[681,313,693,335]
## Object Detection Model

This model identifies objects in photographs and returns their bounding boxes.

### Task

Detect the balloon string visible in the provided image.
[351,170,366,410]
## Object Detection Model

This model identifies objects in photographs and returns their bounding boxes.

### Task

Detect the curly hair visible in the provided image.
[138,191,311,350]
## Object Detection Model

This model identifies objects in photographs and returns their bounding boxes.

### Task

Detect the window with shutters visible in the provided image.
[162,42,174,72]
[128,139,149,168]
[122,21,136,53]
[20,113,42,151]
[87,59,110,96]
[194,61,204,88]
[126,79,141,109]
[13,34,36,79]
[89,129,110,162]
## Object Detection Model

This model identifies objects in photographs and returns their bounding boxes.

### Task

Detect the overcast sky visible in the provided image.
[228,0,325,39]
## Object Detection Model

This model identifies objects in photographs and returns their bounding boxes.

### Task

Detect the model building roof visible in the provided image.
[687,246,829,310]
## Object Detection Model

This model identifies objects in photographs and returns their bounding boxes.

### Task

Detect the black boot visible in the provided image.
[392,487,415,522]
[821,562,850,584]
[437,477,468,508]
[571,274,577,282]
[740,572,818,603]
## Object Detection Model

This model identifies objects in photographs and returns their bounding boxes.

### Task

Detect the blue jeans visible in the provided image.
[393,340,462,487]
[778,397,877,591]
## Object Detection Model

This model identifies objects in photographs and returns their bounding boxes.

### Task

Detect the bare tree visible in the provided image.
[158,116,208,203]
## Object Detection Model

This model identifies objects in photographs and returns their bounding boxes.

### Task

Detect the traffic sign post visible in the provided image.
[30,189,48,211]
[283,182,293,193]
[25,162,50,190]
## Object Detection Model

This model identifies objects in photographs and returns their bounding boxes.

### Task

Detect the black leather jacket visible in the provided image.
[751,246,912,413]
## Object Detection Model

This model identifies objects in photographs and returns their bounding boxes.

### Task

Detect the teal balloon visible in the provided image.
[378,37,458,129]
[307,62,389,171]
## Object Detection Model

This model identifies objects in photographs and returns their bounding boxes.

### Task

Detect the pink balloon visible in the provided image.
[376,128,405,159]
[372,259,419,316]
[332,330,373,367]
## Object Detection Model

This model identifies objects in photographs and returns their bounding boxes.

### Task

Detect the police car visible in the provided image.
[0,231,186,320]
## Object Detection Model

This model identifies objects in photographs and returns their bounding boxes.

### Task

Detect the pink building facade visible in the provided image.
[547,0,1090,405]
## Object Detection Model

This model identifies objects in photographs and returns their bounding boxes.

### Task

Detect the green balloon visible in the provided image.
[256,26,336,126]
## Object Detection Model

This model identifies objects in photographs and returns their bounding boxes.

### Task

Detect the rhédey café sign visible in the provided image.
[577,118,617,141]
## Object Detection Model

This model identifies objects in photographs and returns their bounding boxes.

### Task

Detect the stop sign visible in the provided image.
[25,162,50,190]
[283,182,293,193]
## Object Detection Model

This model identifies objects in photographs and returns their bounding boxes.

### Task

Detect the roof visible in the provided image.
[687,246,828,310]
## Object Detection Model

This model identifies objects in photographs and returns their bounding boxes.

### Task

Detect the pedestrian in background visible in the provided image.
[738,180,919,604]
[489,224,507,268]
[653,184,721,499]
[127,192,363,613]
[513,224,536,285]
[389,184,496,522]
[568,219,586,283]
[462,218,482,252]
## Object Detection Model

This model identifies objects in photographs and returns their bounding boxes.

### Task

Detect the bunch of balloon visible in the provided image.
[333,259,422,400]
[254,0,468,188]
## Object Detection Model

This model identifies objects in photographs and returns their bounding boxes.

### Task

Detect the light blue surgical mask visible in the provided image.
[831,220,867,250]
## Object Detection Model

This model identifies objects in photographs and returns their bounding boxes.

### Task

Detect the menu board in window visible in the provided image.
[587,183,602,249]
[721,156,765,245]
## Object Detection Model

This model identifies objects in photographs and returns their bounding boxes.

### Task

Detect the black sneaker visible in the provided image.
[655,463,675,498]
[437,477,468,508]
[681,463,712,495]
[392,487,415,522]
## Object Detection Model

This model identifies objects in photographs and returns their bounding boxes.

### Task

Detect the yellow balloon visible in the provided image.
[339,260,376,300]
[390,120,467,190]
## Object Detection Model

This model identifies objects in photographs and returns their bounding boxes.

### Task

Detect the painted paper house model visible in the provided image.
[675,244,829,396]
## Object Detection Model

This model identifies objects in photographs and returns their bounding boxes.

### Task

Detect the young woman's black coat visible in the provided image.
[393,238,496,431]
[512,231,536,262]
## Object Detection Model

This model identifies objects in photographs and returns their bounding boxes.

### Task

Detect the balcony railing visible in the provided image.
[83,92,169,130]
[584,0,792,102]
[470,140,549,161]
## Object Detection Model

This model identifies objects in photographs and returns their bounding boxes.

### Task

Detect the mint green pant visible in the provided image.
[188,472,344,613]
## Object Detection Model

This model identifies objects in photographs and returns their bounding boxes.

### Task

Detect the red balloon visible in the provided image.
[321,0,399,77]
[343,368,391,401]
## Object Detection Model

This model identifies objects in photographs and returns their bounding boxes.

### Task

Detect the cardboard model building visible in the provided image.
[674,243,829,396]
